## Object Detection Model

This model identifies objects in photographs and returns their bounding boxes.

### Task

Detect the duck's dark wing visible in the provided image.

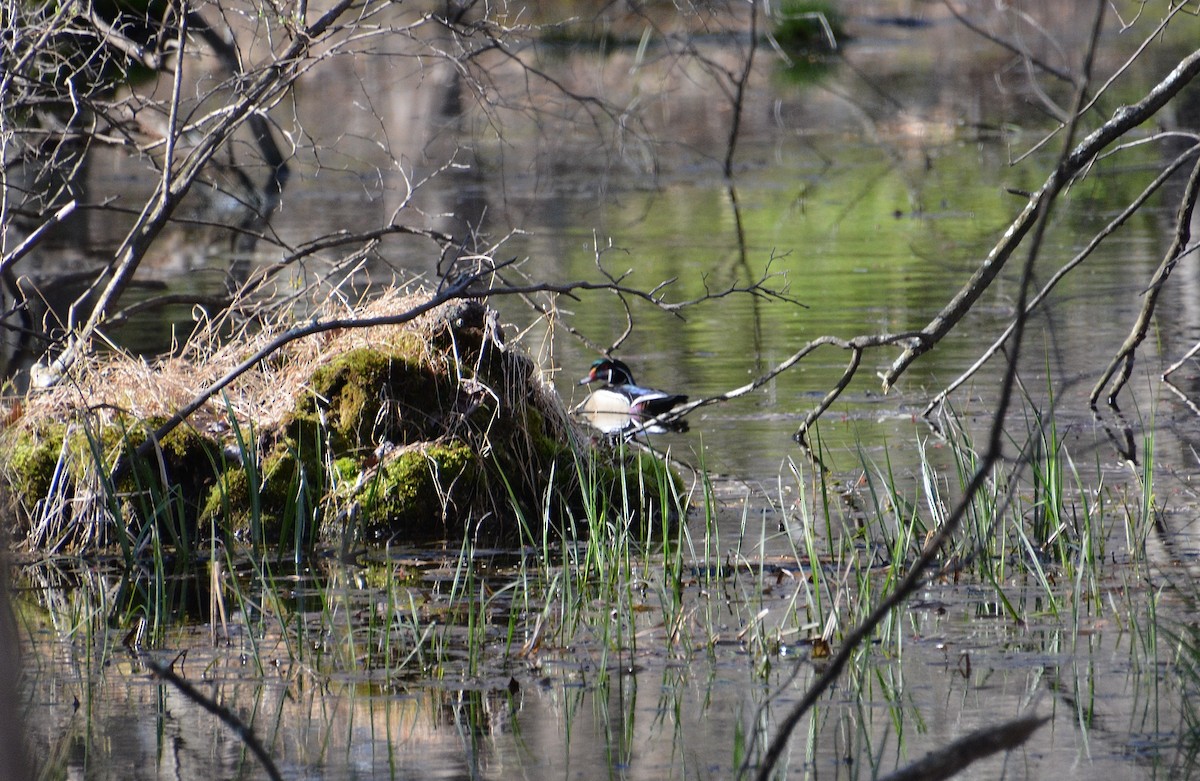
[628,390,688,419]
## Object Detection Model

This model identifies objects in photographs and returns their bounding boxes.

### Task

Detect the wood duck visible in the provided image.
[577,358,688,433]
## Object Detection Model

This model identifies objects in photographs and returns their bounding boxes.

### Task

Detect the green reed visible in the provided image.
[18,365,1193,781]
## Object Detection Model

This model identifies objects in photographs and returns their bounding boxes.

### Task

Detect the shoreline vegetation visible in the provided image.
[0,286,686,556]
[8,1,1200,778]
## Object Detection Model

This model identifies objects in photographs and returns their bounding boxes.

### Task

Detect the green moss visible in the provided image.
[200,469,250,530]
[299,348,452,451]
[332,456,359,481]
[200,438,323,545]
[103,418,222,523]
[345,439,479,539]
[3,303,689,552]
[773,0,843,53]
[4,414,223,506]
[2,413,228,549]
[4,424,67,508]
[230,438,318,544]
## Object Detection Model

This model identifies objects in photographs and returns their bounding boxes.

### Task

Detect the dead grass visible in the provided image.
[10,284,457,441]
[0,282,609,551]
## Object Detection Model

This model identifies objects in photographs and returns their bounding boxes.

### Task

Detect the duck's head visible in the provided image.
[579,358,636,387]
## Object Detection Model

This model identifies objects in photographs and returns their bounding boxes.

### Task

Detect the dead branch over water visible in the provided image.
[748,2,1104,776]
[6,1,1200,777]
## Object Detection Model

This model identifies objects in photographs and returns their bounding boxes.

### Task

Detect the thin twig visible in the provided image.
[37,0,361,387]
[1090,153,1200,406]
[744,3,1107,776]
[941,0,1075,84]
[882,44,1200,392]
[926,142,1200,414]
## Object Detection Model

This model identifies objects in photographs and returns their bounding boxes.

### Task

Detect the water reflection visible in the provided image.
[13,4,1200,780]
[17,556,1200,780]
[10,4,1199,483]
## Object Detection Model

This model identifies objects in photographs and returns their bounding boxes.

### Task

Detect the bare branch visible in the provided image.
[34,0,361,386]
[926,141,1200,414]
[746,3,1108,776]
[881,45,1200,392]
[0,200,76,275]
[1090,152,1200,406]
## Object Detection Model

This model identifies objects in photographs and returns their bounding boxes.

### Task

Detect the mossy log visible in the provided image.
[0,293,686,553]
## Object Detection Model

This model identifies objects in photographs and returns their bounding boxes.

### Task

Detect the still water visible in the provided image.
[14,2,1200,779]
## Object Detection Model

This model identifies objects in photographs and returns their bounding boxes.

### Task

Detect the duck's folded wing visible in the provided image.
[629,391,688,417]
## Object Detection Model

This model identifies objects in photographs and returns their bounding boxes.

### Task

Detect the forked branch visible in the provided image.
[925,142,1200,415]
[882,45,1200,392]
[744,2,1106,775]
[1090,152,1200,407]
[680,46,1200,443]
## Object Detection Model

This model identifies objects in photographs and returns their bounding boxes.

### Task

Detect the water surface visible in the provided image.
[14,3,1200,779]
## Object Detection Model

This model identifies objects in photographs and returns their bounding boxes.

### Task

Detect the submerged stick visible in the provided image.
[878,714,1050,781]
[145,659,283,781]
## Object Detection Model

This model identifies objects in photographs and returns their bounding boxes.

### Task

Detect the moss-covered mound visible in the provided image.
[0,290,687,553]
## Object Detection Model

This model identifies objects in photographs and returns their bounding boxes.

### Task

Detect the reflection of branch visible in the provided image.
[145,658,283,781]
[1091,154,1200,407]
[723,1,758,178]
[747,3,1108,777]
[941,0,1074,84]
[726,185,766,374]
[1091,406,1139,464]
[186,9,291,237]
[882,45,1200,393]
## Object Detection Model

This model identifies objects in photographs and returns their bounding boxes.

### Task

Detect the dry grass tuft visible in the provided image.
[0,282,679,553]
[12,284,452,439]
[0,281,630,552]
